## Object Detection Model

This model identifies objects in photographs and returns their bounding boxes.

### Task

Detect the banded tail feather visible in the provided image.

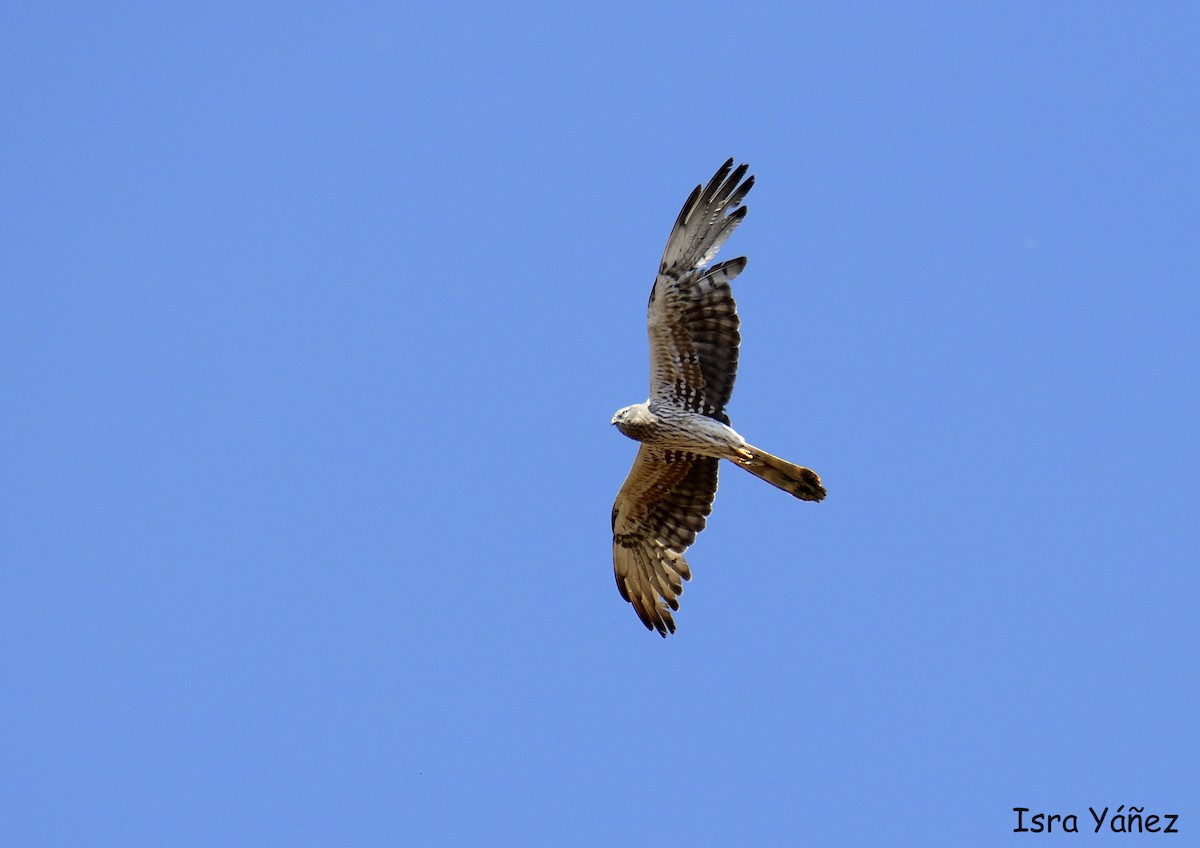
[738,447,826,502]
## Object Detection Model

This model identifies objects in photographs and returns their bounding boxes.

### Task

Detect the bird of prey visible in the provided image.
[611,159,826,637]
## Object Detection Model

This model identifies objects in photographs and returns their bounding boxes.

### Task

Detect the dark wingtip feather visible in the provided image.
[615,572,632,602]
[721,163,750,199]
[700,159,736,206]
[672,183,703,232]
[730,174,754,207]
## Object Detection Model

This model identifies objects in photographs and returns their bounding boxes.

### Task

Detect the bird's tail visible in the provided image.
[738,446,826,502]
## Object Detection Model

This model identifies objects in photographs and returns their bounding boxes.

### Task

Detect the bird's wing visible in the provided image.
[612,446,719,636]
[646,159,752,423]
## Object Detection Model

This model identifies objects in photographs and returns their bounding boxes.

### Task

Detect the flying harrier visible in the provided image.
[611,159,825,636]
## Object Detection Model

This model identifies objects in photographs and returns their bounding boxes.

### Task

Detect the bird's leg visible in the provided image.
[734,447,755,465]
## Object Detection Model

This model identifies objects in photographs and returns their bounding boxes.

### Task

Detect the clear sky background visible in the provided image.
[3,3,1197,845]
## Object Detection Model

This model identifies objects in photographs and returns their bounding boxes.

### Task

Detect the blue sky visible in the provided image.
[3,2,1197,845]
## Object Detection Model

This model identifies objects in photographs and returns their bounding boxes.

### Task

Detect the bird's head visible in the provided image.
[611,402,654,440]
